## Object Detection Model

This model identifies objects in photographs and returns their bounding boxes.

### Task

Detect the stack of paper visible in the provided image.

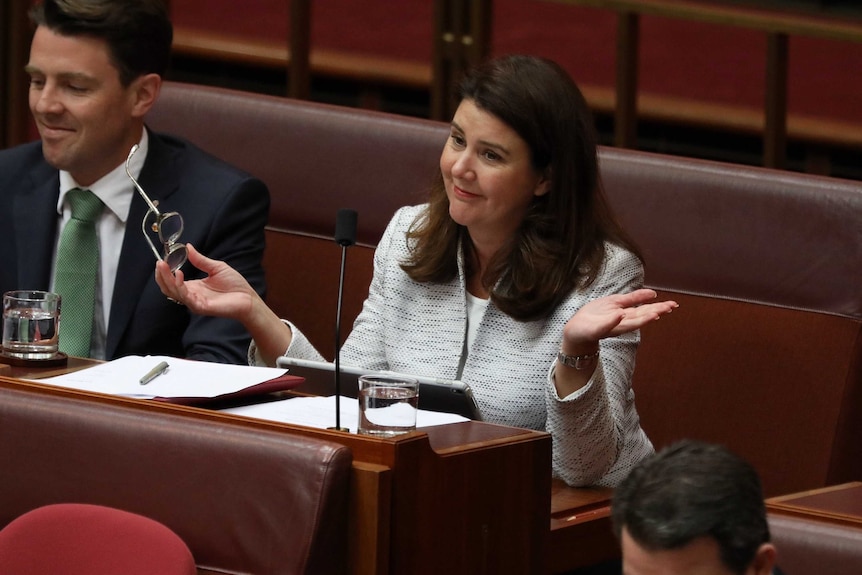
[31,355,293,399]
[222,394,468,432]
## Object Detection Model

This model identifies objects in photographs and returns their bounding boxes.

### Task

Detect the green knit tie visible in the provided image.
[55,188,104,357]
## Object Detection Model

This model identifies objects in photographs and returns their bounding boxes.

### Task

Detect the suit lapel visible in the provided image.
[106,133,181,357]
[14,167,61,290]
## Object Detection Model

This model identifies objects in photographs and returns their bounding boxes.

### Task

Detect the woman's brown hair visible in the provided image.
[402,55,641,321]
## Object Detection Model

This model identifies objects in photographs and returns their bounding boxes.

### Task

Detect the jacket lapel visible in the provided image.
[105,133,181,357]
[14,167,61,290]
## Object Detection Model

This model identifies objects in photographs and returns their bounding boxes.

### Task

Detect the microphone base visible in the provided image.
[327,426,351,433]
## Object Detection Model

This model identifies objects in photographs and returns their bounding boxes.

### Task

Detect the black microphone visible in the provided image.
[331,209,357,432]
[335,208,357,247]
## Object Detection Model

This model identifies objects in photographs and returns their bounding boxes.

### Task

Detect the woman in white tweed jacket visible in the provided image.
[156,55,678,487]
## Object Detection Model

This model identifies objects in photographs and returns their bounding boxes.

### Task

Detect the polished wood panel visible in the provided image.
[767,482,862,527]
[548,481,617,573]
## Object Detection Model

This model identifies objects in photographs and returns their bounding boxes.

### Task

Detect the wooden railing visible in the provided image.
[5,0,862,175]
[550,0,862,170]
[167,0,862,174]
[171,0,489,121]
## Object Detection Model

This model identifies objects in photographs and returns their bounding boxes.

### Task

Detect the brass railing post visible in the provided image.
[288,0,311,100]
[764,31,788,169]
[431,0,492,121]
[615,10,640,148]
[1,0,33,148]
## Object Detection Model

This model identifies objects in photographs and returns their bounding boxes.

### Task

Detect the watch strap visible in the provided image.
[557,349,600,370]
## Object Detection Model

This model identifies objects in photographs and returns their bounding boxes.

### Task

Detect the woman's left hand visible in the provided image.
[563,288,678,347]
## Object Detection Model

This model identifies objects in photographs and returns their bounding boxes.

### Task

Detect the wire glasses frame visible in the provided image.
[125,144,188,272]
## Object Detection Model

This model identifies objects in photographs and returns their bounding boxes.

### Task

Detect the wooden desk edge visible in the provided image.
[766,481,862,526]
[767,481,862,504]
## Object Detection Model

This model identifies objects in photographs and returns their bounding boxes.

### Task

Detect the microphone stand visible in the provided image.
[330,209,357,432]
[332,243,349,431]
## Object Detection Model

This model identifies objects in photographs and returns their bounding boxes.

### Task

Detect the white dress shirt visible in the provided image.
[52,131,149,359]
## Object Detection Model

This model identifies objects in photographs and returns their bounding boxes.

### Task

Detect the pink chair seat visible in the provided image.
[0,503,196,574]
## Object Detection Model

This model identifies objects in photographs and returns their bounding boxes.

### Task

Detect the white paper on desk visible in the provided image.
[33,355,288,399]
[221,395,468,433]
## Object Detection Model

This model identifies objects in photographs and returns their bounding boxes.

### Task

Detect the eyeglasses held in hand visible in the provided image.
[125,144,188,272]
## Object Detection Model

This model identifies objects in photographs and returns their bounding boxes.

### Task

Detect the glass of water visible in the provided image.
[2,290,62,359]
[357,374,419,437]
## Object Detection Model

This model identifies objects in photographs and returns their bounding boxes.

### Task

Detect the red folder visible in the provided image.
[154,373,305,406]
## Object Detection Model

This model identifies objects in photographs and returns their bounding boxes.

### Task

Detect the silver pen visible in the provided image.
[140,361,170,385]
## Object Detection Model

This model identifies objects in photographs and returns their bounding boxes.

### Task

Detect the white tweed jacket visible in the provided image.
[268,204,654,487]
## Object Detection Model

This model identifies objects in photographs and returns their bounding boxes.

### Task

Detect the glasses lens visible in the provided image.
[158,212,184,244]
[164,243,188,272]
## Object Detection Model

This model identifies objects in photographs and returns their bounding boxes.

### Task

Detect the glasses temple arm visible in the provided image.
[125,144,161,216]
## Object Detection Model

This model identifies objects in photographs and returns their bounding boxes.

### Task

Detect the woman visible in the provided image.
[156,55,677,487]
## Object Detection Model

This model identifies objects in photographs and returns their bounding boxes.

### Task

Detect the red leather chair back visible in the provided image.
[0,503,196,575]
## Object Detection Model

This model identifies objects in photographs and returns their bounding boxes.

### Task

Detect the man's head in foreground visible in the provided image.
[612,440,777,575]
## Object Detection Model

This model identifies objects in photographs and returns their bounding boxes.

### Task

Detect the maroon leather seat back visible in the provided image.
[599,147,861,318]
[148,82,446,246]
[0,383,352,575]
[769,514,862,575]
[147,82,447,355]
[599,147,862,496]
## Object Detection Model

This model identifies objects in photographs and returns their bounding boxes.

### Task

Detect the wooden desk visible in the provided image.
[549,481,616,573]
[0,355,98,380]
[767,481,862,527]
[1,359,619,574]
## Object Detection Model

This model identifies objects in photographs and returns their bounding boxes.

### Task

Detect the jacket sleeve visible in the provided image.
[250,206,417,369]
[183,175,270,364]
[337,206,414,371]
[544,245,645,486]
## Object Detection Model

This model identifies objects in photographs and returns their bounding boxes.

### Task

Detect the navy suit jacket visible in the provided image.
[0,129,269,364]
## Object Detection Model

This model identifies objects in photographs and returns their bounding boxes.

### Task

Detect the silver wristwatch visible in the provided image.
[557,349,600,370]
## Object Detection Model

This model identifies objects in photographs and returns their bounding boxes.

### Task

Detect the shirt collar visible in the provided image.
[57,129,150,224]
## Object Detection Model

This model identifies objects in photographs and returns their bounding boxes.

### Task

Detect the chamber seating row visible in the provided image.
[1,77,858,575]
[53,80,858,573]
[147,80,862,499]
[0,379,352,574]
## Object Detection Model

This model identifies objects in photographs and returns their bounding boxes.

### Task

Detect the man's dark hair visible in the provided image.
[29,0,172,86]
[611,440,771,574]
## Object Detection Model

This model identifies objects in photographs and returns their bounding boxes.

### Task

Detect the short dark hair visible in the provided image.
[611,440,771,574]
[29,0,172,86]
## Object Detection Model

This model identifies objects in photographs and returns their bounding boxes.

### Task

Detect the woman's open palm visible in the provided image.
[155,244,260,321]
[563,288,678,344]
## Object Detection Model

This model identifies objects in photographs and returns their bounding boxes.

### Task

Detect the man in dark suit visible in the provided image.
[611,440,784,575]
[0,0,268,364]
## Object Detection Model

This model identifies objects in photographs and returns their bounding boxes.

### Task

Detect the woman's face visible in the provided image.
[440,99,549,249]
